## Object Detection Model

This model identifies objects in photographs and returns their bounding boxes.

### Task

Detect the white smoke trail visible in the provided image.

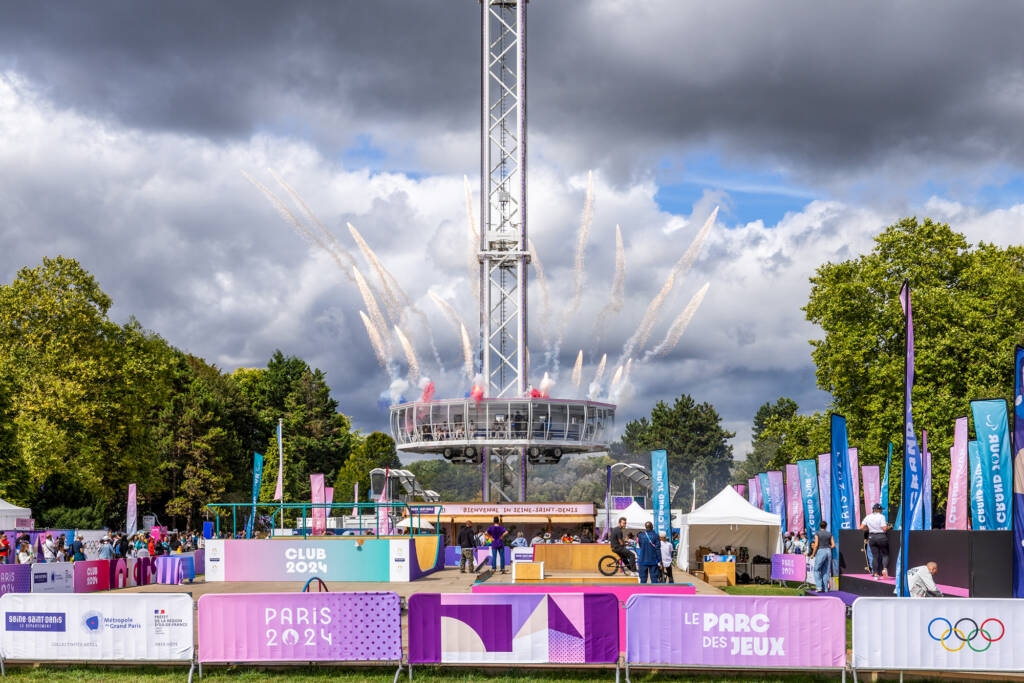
[528,238,552,346]
[359,311,390,371]
[551,171,596,374]
[465,175,480,303]
[593,224,626,341]
[353,267,390,358]
[587,353,608,399]
[459,323,474,381]
[268,169,358,273]
[643,283,711,361]
[571,350,584,391]
[623,207,718,359]
[429,291,468,332]
[608,364,624,394]
[394,325,420,385]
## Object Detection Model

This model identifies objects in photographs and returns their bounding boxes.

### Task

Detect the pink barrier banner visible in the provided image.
[472,582,696,652]
[784,464,802,535]
[769,554,807,582]
[197,592,401,662]
[72,560,111,593]
[625,595,845,669]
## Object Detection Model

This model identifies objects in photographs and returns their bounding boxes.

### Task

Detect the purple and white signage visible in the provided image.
[197,592,401,662]
[408,593,619,664]
[0,565,30,596]
[625,595,845,669]
[769,554,807,583]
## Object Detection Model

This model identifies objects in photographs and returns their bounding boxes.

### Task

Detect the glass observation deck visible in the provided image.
[389,397,615,463]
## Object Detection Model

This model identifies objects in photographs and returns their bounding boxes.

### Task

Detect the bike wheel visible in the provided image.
[598,555,621,576]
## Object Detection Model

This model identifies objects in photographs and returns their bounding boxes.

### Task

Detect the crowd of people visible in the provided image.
[609,517,677,583]
[0,529,204,564]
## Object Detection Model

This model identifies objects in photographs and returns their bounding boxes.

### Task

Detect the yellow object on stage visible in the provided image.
[532,543,609,572]
[512,561,544,581]
[702,560,736,586]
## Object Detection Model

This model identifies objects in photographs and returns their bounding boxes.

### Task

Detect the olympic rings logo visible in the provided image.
[927,617,1005,653]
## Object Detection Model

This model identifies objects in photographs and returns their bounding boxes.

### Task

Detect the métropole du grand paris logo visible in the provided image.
[81,610,102,634]
[927,616,1004,653]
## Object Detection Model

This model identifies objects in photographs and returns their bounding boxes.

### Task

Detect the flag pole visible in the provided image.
[899,280,910,597]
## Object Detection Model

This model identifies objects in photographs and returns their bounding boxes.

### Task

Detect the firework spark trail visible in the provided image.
[429,291,468,332]
[465,175,480,303]
[527,238,552,346]
[587,353,607,399]
[268,169,358,272]
[353,267,391,358]
[570,170,595,315]
[643,282,711,361]
[394,325,420,385]
[593,224,626,343]
[609,364,624,393]
[459,323,474,381]
[622,207,718,360]
[359,311,390,371]
[571,350,584,391]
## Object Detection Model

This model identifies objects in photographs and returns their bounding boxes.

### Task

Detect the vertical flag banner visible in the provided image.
[969,441,988,529]
[862,466,881,512]
[785,464,803,535]
[735,484,747,498]
[126,484,137,537]
[651,450,671,539]
[246,453,264,539]
[882,442,892,521]
[922,430,932,530]
[1012,345,1024,597]
[849,447,862,527]
[947,417,969,530]
[898,281,924,596]
[818,452,831,529]
[310,474,326,536]
[605,466,611,540]
[767,471,786,530]
[273,419,284,501]
[752,476,763,509]
[376,468,394,536]
[830,415,855,534]
[798,459,820,539]
[758,473,772,512]
[747,478,757,506]
[970,398,1012,530]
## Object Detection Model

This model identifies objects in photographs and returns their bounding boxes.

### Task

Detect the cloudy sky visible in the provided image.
[3,1,1024,459]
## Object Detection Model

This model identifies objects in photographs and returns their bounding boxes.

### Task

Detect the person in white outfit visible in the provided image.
[907,561,941,597]
[659,532,675,583]
[42,535,56,563]
[859,503,890,579]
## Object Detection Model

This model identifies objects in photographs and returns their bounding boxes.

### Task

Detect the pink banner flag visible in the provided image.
[818,452,830,528]
[747,478,756,506]
[734,484,747,498]
[325,487,334,526]
[848,447,862,527]
[310,474,326,535]
[752,476,763,509]
[785,464,803,535]
[273,419,284,501]
[376,468,394,536]
[862,465,881,512]
[946,416,969,529]
[127,484,137,536]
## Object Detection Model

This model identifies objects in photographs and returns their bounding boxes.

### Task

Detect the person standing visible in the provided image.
[859,503,890,579]
[0,535,10,564]
[97,537,115,560]
[17,542,32,565]
[486,517,508,574]
[457,521,477,574]
[659,531,675,583]
[70,535,86,562]
[810,521,835,592]
[636,522,662,584]
[609,517,636,573]
[42,534,56,563]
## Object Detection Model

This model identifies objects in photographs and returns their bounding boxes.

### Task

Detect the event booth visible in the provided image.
[675,485,782,573]
[0,500,32,530]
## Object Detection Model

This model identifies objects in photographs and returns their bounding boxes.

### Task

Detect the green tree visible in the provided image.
[334,432,401,505]
[621,394,735,506]
[733,397,799,482]
[404,459,484,502]
[803,217,1024,510]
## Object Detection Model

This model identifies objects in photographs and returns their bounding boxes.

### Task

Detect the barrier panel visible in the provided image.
[852,597,1019,673]
[197,592,401,664]
[625,595,845,672]
[408,592,619,665]
[473,582,696,652]
[0,566,30,597]
[72,560,110,593]
[0,593,193,664]
[30,562,74,593]
[155,556,195,584]
[770,554,807,582]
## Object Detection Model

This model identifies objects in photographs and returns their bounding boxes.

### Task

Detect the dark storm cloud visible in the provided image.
[4,1,1024,183]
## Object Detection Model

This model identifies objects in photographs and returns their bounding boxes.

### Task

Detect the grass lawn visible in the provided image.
[0,666,838,682]
[721,584,805,596]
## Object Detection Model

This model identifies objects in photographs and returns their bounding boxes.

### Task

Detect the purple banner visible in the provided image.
[948,417,969,530]
[734,484,747,498]
[746,479,756,507]
[198,592,401,662]
[849,447,862,527]
[752,477,763,510]
[818,453,831,529]
[1014,345,1024,597]
[625,594,845,668]
[862,466,881,513]
[0,565,30,596]
[72,560,110,593]
[770,554,807,582]
[784,465,802,535]
[766,471,785,530]
[408,592,619,664]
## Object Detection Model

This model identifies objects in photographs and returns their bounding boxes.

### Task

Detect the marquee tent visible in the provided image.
[0,499,31,530]
[675,485,782,571]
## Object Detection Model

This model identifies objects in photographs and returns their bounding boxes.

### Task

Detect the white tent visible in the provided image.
[396,517,434,530]
[0,499,31,530]
[675,485,782,572]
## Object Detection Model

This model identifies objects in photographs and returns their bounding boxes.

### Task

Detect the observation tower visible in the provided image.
[389,0,615,502]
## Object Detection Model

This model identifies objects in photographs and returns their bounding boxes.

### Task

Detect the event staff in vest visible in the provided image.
[859,502,890,579]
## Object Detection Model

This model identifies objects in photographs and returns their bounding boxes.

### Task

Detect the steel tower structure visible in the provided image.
[479,0,529,501]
